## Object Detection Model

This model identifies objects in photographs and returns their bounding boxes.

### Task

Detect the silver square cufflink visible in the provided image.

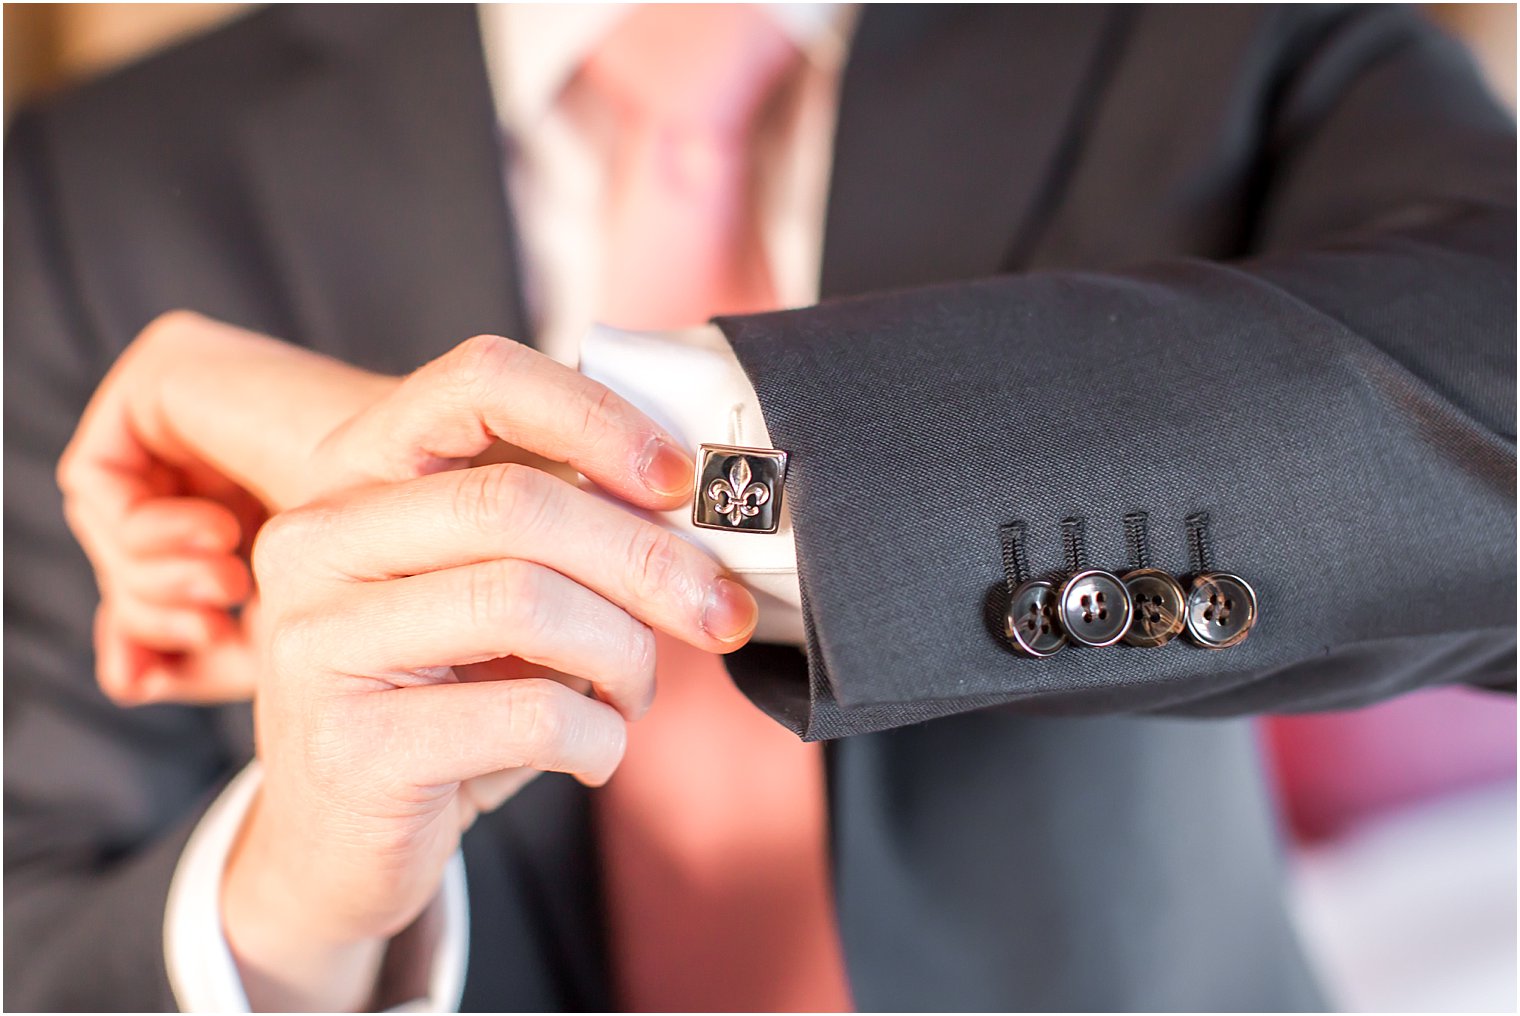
[692,444,788,533]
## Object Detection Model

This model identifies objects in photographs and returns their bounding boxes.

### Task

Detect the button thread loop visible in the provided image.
[999,522,1031,596]
[1185,511,1215,574]
[1060,517,1089,576]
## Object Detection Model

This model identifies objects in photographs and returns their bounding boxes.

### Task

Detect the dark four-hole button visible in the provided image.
[1004,579,1068,658]
[1057,569,1133,648]
[1121,568,1187,648]
[1184,572,1258,649]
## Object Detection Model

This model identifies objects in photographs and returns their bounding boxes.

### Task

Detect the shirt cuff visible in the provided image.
[163,761,470,1013]
[578,323,805,645]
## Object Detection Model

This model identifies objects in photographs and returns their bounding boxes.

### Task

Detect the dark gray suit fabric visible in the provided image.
[1,4,1507,1012]
[3,9,595,1012]
[720,4,1517,742]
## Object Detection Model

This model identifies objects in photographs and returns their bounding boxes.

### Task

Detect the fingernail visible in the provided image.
[639,437,695,499]
[701,577,759,645]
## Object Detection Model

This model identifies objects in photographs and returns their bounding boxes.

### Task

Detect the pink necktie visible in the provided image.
[574,7,852,1012]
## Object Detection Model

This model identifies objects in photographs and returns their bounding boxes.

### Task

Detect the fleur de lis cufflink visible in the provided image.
[693,444,788,533]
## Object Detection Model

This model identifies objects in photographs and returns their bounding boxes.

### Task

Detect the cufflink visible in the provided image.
[1181,512,1258,649]
[693,444,788,533]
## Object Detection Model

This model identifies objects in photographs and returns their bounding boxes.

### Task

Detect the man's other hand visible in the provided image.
[58,315,740,703]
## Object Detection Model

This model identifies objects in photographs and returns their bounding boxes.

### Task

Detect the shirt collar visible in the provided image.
[479,3,857,134]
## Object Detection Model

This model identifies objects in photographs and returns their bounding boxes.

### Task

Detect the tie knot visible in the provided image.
[579,4,802,138]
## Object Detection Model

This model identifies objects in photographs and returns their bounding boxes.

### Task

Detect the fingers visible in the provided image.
[115,554,251,608]
[298,559,656,719]
[114,591,233,646]
[257,464,758,653]
[102,546,249,655]
[90,506,253,705]
[131,633,263,705]
[94,604,159,705]
[74,492,251,653]
[326,335,695,511]
[362,678,628,787]
[94,601,261,706]
[121,497,244,555]
[65,480,249,636]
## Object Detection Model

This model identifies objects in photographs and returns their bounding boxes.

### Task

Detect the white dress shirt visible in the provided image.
[165,5,853,1011]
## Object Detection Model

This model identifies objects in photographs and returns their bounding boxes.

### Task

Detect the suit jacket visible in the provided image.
[5,5,1514,1011]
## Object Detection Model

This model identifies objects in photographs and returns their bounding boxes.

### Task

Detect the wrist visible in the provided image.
[222,788,389,1012]
[131,310,399,511]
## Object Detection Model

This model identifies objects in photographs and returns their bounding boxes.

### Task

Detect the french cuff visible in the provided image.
[579,323,805,645]
[163,760,470,1013]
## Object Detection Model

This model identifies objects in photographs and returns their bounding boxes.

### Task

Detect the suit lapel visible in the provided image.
[822,5,1127,298]
[238,6,530,373]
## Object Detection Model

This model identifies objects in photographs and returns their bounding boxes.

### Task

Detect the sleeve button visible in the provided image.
[1121,568,1187,647]
[1183,573,1258,649]
[1057,569,1133,647]
[1004,579,1069,658]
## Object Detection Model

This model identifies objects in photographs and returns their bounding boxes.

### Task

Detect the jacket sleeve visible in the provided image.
[3,109,242,1012]
[717,9,1517,740]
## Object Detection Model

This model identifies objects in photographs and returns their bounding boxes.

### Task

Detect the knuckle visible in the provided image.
[130,310,208,374]
[266,611,322,677]
[303,699,353,772]
[138,308,202,347]
[619,624,657,715]
[625,525,681,602]
[396,334,525,425]
[251,503,337,586]
[250,509,305,585]
[249,513,294,584]
[629,623,657,679]
[447,334,528,393]
[122,310,199,373]
[571,384,624,453]
[451,463,545,535]
[507,680,565,757]
[54,446,81,496]
[450,464,510,533]
[465,559,541,635]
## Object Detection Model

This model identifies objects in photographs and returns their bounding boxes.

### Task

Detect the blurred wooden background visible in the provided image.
[4,3,1517,122]
[5,3,250,118]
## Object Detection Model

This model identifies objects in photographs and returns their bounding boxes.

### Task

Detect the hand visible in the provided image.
[65,323,753,1008]
[58,311,393,704]
[225,454,756,1009]
[58,313,707,705]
